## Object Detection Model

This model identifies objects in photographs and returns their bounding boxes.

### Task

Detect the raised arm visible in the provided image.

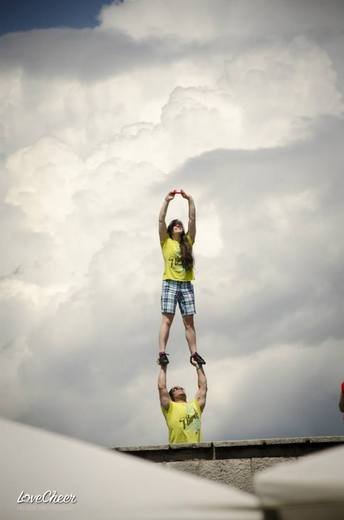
[339,383,344,413]
[159,191,175,242]
[181,190,196,242]
[158,365,171,410]
[194,364,207,412]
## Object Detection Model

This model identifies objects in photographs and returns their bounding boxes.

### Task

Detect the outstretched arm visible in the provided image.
[194,364,207,412]
[339,383,344,413]
[158,365,171,410]
[181,190,196,242]
[159,191,175,242]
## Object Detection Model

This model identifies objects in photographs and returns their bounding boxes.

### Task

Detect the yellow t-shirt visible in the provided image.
[161,234,194,281]
[162,399,202,444]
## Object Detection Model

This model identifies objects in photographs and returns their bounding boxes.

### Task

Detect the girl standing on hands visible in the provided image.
[158,189,206,366]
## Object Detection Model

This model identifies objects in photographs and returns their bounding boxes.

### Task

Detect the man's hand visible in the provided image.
[165,190,176,201]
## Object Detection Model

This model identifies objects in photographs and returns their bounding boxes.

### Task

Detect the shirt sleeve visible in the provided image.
[192,399,202,416]
[161,401,172,415]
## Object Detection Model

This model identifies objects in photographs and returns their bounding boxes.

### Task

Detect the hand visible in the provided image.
[180,189,191,200]
[190,357,200,368]
[165,190,175,202]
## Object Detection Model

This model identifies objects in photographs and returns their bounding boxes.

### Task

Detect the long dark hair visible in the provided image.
[167,219,194,271]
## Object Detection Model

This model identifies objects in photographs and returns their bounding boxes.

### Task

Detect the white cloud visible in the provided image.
[99,0,344,44]
[206,340,344,440]
[0,0,343,446]
[197,204,223,258]
[6,137,83,232]
[99,0,222,42]
[220,36,343,146]
[72,36,342,175]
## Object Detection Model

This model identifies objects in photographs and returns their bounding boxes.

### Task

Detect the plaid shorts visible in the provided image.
[161,280,196,316]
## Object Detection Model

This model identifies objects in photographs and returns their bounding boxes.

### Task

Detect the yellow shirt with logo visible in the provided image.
[162,399,202,444]
[161,234,194,281]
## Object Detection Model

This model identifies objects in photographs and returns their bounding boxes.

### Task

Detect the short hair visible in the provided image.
[169,386,185,401]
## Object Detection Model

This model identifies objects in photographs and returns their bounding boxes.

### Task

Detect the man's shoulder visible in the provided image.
[189,399,201,414]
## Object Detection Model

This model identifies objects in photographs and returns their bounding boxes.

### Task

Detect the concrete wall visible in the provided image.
[115,436,344,493]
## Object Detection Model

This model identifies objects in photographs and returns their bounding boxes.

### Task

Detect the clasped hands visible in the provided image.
[166,189,191,201]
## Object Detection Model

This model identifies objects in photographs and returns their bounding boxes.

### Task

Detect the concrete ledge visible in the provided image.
[114,436,344,463]
[114,437,344,493]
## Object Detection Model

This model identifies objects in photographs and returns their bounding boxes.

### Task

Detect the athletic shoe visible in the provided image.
[190,352,206,365]
[157,352,169,366]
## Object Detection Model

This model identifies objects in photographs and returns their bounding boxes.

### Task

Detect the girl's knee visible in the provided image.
[162,313,174,326]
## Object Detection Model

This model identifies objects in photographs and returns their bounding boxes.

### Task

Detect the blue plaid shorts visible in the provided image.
[161,280,196,316]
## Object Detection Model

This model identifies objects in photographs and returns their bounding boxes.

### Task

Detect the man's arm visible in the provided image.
[158,365,171,410]
[181,190,196,243]
[159,191,175,242]
[194,364,207,412]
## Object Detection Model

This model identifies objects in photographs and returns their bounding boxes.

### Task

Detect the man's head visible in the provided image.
[169,385,187,402]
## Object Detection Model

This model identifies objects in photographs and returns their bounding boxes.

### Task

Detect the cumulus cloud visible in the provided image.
[99,0,222,42]
[0,0,343,446]
[206,339,344,441]
[98,0,344,43]
[170,120,344,358]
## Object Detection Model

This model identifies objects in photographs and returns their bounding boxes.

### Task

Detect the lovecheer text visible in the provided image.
[17,490,77,504]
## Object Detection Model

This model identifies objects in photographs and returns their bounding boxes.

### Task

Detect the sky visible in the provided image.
[0,0,344,448]
[0,0,117,35]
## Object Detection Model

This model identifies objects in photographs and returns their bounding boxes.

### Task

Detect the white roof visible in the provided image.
[0,417,261,520]
[255,445,344,520]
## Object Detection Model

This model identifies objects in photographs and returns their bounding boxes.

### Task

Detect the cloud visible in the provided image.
[206,339,344,441]
[99,0,222,42]
[0,0,343,446]
[0,27,164,80]
[170,120,344,355]
[1,28,342,163]
[99,0,344,43]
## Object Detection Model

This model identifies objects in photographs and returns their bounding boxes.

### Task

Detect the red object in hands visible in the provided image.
[341,382,344,393]
[173,189,182,194]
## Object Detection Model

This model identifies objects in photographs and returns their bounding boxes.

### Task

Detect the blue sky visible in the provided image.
[0,0,117,35]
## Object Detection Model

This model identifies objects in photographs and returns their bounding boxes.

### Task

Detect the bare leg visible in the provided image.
[182,314,197,355]
[159,313,174,353]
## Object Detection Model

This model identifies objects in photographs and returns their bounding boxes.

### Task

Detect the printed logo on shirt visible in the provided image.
[168,254,184,273]
[179,404,200,432]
